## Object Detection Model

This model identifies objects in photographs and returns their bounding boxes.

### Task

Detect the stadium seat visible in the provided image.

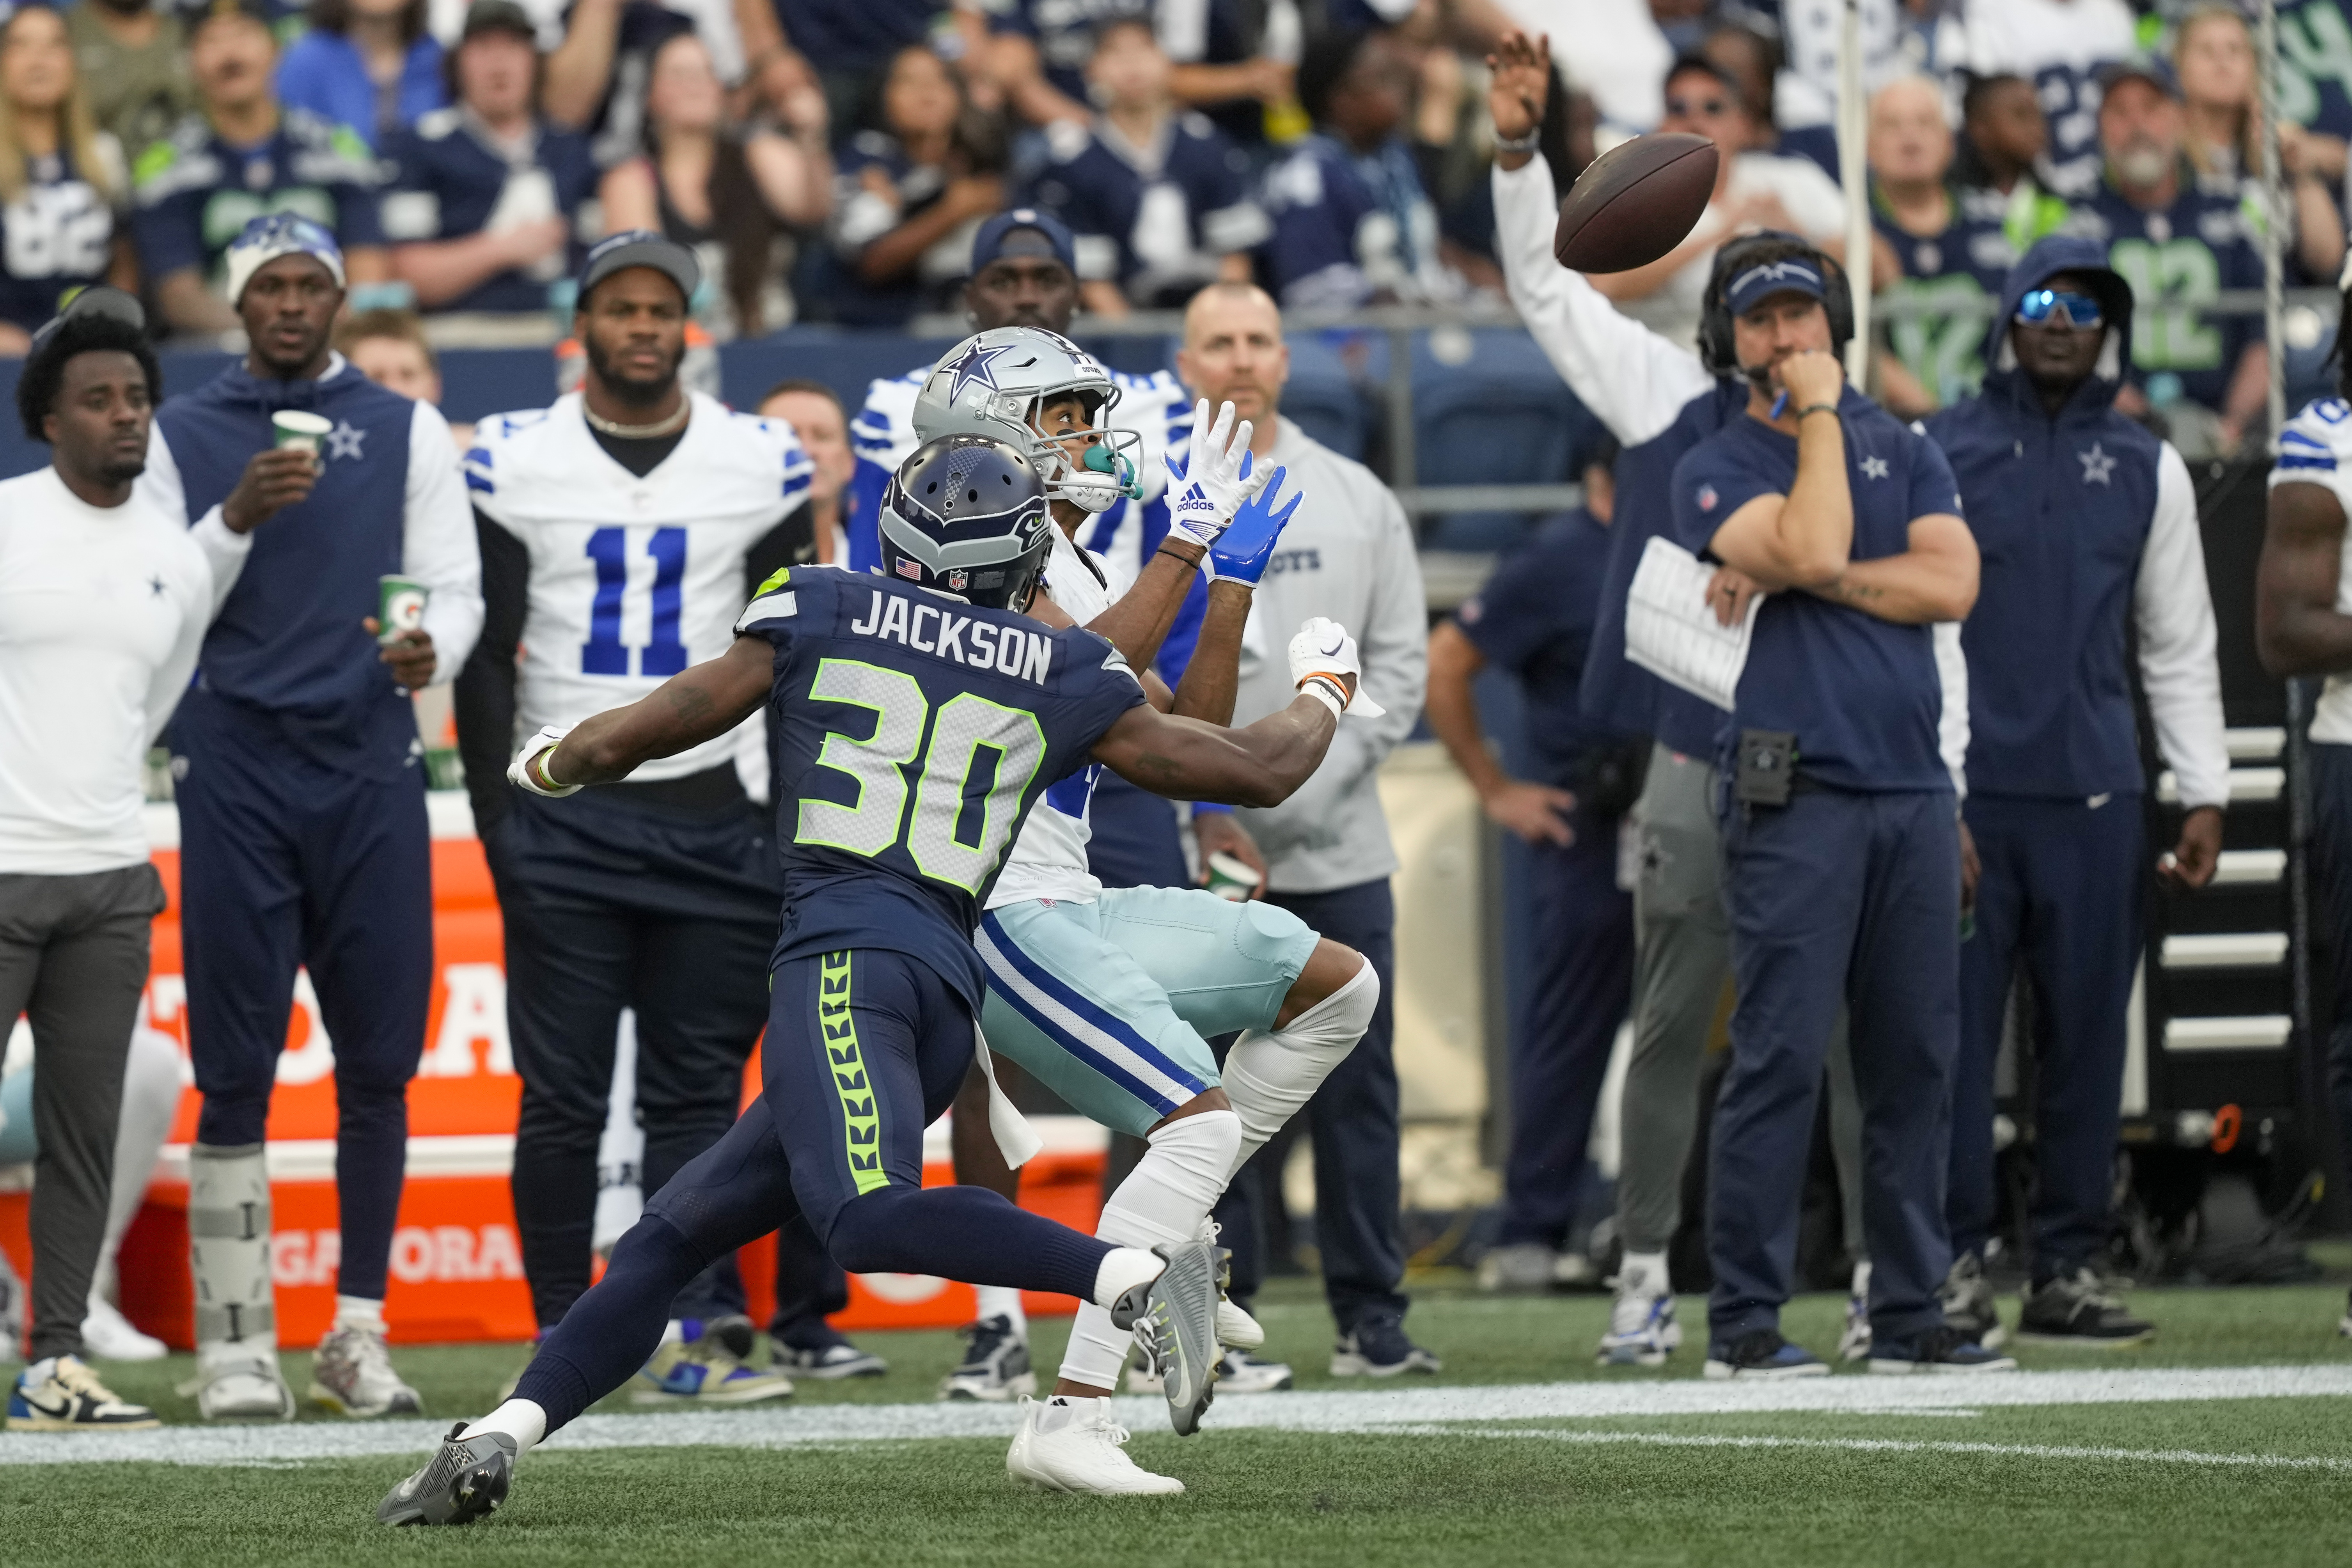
[1413,328,1600,552]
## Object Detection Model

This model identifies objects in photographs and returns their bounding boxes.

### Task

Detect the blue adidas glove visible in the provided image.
[1208,459,1300,584]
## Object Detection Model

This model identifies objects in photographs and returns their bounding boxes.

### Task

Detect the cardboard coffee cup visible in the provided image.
[1204,850,1263,901]
[271,409,332,456]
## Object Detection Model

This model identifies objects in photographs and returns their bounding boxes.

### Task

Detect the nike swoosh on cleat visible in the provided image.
[17,1392,71,1419]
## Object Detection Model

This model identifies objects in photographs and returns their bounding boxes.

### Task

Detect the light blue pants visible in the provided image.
[975,887,1320,1137]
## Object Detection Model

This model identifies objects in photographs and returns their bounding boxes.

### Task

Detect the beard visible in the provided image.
[2114,142,2171,187]
[584,332,682,408]
[97,453,147,484]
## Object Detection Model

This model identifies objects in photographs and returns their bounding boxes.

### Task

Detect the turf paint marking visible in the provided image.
[6,1364,2352,1468]
[1410,1426,2352,1473]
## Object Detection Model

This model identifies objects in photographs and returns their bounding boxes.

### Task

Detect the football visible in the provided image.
[1552,132,1719,274]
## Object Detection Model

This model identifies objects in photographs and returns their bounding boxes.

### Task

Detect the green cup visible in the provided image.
[1204,850,1262,902]
[271,409,332,457]
[378,574,428,646]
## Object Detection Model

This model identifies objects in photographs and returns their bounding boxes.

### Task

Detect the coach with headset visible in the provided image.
[1666,239,2004,1378]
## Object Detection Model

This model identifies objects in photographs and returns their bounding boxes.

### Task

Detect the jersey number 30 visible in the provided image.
[799,658,1047,893]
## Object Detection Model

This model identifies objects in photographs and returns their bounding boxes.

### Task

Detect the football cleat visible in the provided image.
[1005,1396,1184,1495]
[940,1314,1036,1402]
[633,1335,795,1404]
[1597,1285,1682,1367]
[376,1423,517,1525]
[7,1355,160,1431]
[310,1323,424,1418]
[1111,1241,1221,1436]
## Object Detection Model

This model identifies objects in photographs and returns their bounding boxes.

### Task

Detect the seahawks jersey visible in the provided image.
[2273,396,2352,744]
[465,392,812,780]
[1873,184,2017,408]
[988,523,1127,910]
[734,567,1148,1003]
[0,140,126,333]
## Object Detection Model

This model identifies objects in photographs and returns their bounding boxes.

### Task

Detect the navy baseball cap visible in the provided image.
[1723,252,1829,316]
[970,208,1078,277]
[576,229,700,307]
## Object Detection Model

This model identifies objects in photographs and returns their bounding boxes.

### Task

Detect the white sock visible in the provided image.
[975,1285,1027,1337]
[23,1356,56,1384]
[1620,1250,1670,1298]
[1223,964,1379,1171]
[460,1398,548,1453]
[1091,1247,1164,1310]
[1058,1110,1242,1392]
[334,1294,387,1333]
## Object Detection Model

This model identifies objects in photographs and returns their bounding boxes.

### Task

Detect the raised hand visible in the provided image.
[1166,399,1274,548]
[1486,31,1550,146]
[1208,461,1301,585]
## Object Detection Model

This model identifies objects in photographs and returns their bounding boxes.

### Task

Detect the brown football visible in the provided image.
[1552,132,1719,274]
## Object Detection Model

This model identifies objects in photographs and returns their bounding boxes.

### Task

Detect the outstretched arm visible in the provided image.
[533,635,775,788]
[1090,690,1340,808]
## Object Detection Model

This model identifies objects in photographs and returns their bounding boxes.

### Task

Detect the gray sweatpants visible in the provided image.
[0,865,167,1362]
[1617,746,1866,1263]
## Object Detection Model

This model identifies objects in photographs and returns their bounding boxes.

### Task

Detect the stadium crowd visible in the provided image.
[2,0,2352,1508]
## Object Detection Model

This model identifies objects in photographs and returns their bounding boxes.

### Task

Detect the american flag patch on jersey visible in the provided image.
[896,558,922,580]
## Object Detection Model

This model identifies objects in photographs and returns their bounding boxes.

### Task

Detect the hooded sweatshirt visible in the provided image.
[1923,234,2228,809]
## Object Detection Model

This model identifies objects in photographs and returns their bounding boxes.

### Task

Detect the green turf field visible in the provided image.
[11,1273,2352,1568]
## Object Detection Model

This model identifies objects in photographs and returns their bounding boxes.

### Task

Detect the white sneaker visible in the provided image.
[1838,1294,1873,1362]
[1477,1243,1560,1293]
[1006,1396,1184,1495]
[81,1296,168,1362]
[1596,1283,1681,1367]
[192,1353,296,1422]
[308,1323,422,1418]
[8,1354,159,1430]
[1216,1297,1263,1350]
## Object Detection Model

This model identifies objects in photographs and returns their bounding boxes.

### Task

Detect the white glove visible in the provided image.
[1164,399,1274,549]
[1287,617,1386,717]
[507,724,581,798]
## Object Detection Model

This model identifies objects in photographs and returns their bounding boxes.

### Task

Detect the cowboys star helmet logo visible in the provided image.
[942,339,1015,403]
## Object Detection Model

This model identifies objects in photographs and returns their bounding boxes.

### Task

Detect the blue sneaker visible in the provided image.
[1868,1325,2019,1375]
[1703,1330,1830,1380]
[632,1331,795,1405]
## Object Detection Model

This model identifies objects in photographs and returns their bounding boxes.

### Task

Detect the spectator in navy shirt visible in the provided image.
[1424,441,1639,1293]
[273,0,445,153]
[130,0,388,334]
[1261,27,1451,309]
[0,5,135,353]
[973,0,1151,129]
[1026,18,1265,314]
[1666,240,1989,1378]
[381,0,592,316]
[539,0,695,169]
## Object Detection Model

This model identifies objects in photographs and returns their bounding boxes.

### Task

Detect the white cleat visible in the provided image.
[1216,1297,1263,1351]
[193,1355,297,1422]
[81,1296,168,1362]
[1006,1396,1185,1495]
[310,1324,424,1419]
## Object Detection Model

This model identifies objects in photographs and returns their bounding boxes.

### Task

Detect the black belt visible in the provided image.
[608,763,748,812]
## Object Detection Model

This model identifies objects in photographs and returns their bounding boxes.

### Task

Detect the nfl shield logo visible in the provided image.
[1697,484,1719,512]
[948,569,968,590]
[896,558,922,580]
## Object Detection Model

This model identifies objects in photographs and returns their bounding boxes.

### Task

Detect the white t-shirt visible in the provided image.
[2274,397,2352,743]
[465,392,812,780]
[986,524,1126,909]
[1618,151,1850,352]
[0,467,211,874]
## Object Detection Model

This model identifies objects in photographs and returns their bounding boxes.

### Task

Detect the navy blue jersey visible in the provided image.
[1873,184,2016,408]
[824,131,953,325]
[978,0,1153,104]
[1028,114,1268,305]
[1456,509,1627,787]
[779,0,939,73]
[1260,132,1441,309]
[1669,389,1962,793]
[2069,178,2264,412]
[129,108,383,283]
[734,568,1149,1004]
[2281,0,2352,144]
[380,110,596,314]
[0,145,122,333]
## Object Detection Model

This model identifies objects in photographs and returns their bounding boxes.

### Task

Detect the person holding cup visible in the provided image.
[132,211,481,1423]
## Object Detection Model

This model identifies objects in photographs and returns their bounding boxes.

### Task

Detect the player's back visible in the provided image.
[734,567,1146,1004]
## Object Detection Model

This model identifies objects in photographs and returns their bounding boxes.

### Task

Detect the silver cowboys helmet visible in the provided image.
[912,325,1143,514]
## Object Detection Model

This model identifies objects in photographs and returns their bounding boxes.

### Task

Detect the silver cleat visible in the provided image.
[1110,1241,1222,1437]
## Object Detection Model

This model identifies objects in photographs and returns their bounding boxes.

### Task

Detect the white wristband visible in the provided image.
[1298,676,1348,718]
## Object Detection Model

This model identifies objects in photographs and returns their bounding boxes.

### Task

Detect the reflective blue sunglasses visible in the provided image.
[2015,289,2104,328]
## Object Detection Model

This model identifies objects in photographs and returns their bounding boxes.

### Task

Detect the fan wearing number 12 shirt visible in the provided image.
[451,232,813,1389]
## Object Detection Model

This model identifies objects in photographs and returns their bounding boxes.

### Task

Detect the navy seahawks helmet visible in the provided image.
[878,435,1054,611]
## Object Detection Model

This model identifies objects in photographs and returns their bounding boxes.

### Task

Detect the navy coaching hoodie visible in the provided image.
[1924,236,2178,802]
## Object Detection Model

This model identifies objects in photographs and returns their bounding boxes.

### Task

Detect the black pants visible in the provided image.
[488,779,778,1331]
[0,864,166,1362]
[2309,744,2352,1194]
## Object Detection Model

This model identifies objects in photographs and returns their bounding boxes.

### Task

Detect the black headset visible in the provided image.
[1697,230,1855,381]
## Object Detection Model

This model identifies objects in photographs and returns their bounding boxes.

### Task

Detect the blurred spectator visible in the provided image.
[1157,0,1305,149]
[601,32,828,337]
[756,376,851,564]
[130,0,388,334]
[274,0,446,152]
[1951,69,2072,234]
[1593,52,1842,352]
[336,304,472,446]
[1261,27,1453,308]
[1488,0,1667,134]
[734,0,940,139]
[2274,0,2352,188]
[1963,0,2134,197]
[2068,56,2267,454]
[380,0,591,316]
[62,0,196,158]
[0,6,135,355]
[1868,74,2033,417]
[2174,4,2343,282]
[972,0,1151,129]
[819,43,1003,325]
[1025,19,1264,316]
[541,0,695,167]
[1776,0,1964,180]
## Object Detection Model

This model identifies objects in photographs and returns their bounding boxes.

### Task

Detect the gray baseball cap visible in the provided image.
[575,229,701,309]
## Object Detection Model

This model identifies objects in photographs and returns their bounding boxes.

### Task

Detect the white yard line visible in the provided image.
[7,1364,2352,1467]
[1425,1426,2352,1472]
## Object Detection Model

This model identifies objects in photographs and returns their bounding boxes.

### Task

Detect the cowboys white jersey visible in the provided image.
[985,524,1128,910]
[2275,396,2352,743]
[465,392,812,780]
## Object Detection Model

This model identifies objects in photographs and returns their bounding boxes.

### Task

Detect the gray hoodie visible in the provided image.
[1228,418,1428,894]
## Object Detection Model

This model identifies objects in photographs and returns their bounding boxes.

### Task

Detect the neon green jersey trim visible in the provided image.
[820,951,888,1195]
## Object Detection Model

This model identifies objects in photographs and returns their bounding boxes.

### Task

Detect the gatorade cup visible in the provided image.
[271,408,332,460]
[1204,850,1263,901]
[378,575,429,646]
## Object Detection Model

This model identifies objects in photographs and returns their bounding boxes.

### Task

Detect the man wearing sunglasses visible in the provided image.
[1923,234,2228,1348]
